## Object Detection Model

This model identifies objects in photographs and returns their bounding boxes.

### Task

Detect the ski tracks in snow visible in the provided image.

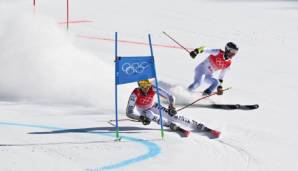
[216,138,260,170]
[188,131,261,171]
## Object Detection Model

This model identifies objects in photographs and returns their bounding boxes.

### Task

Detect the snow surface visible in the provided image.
[1,0,298,170]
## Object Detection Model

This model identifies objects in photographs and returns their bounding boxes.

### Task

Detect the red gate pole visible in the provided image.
[67,0,69,30]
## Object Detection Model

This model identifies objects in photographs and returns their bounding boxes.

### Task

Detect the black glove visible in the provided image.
[217,85,223,95]
[139,115,151,125]
[168,104,177,116]
[219,79,223,84]
[190,49,199,59]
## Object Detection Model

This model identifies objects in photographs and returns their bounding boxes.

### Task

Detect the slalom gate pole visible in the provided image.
[114,32,120,140]
[33,0,36,13]
[162,31,191,53]
[66,0,69,30]
[177,87,232,112]
[149,34,165,139]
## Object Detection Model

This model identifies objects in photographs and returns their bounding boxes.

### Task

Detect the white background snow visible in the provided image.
[1,0,298,170]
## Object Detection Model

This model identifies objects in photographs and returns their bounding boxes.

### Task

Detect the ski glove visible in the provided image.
[140,115,151,125]
[197,46,205,53]
[190,46,204,59]
[190,49,198,58]
[219,79,223,84]
[168,104,177,116]
[217,85,224,95]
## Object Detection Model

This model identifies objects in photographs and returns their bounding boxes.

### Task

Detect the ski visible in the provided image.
[210,104,259,110]
[169,123,191,137]
[239,104,259,110]
[207,129,221,139]
[168,115,222,139]
[200,126,221,139]
[177,127,191,138]
[177,87,232,112]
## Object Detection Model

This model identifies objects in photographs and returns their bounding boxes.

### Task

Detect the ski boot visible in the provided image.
[202,89,212,96]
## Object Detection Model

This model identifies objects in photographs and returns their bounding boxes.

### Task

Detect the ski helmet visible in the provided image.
[138,80,152,89]
[225,42,238,53]
[224,42,238,59]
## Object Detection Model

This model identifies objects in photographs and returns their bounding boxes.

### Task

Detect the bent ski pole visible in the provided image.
[177,87,232,112]
[162,31,191,53]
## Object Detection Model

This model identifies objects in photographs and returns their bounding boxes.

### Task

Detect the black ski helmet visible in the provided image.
[224,42,238,59]
[225,42,239,52]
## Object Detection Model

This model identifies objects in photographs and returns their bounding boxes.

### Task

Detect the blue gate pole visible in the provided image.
[148,34,165,139]
[114,32,120,139]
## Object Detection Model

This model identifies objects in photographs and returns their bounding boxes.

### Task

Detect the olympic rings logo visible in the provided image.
[121,62,150,75]
[215,58,226,69]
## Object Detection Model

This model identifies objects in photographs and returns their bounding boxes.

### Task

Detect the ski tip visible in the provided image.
[182,130,191,137]
[178,129,191,138]
[242,104,259,110]
[209,130,221,139]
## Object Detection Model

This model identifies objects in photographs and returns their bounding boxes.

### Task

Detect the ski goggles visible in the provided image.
[228,49,238,55]
[226,47,238,55]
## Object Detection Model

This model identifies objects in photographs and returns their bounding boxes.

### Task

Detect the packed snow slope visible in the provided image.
[1,0,298,171]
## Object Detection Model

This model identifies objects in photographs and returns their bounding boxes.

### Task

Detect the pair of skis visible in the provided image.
[169,123,220,139]
[108,119,221,139]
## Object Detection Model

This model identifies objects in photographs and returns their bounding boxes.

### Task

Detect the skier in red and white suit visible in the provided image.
[126,80,176,126]
[126,80,221,138]
[188,42,239,95]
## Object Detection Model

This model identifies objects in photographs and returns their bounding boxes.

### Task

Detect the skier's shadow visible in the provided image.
[188,104,237,110]
[177,104,236,110]
[29,126,160,135]
[185,104,259,110]
[0,127,162,147]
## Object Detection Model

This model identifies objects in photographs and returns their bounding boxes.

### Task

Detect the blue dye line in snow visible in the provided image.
[0,121,161,171]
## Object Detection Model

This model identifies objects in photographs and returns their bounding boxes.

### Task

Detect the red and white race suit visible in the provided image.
[126,86,207,130]
[188,48,232,92]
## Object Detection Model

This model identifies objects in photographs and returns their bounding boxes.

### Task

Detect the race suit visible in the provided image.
[126,86,207,131]
[188,49,231,92]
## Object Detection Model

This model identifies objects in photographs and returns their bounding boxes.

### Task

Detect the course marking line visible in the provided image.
[58,20,93,24]
[77,35,194,50]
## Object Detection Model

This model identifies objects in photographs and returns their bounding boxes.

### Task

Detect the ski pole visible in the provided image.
[162,31,191,53]
[177,87,232,112]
